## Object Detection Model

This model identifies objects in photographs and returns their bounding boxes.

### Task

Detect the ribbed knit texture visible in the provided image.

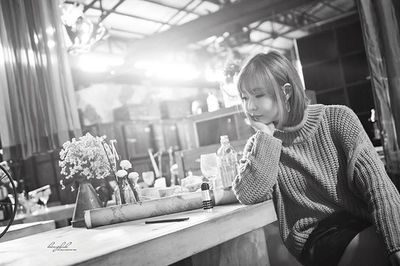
[233,104,400,261]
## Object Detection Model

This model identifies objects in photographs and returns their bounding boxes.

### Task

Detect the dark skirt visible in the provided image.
[299,211,371,266]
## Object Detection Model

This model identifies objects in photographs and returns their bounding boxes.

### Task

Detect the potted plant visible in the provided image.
[59,133,116,227]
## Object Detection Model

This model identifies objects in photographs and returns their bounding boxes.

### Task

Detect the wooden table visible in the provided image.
[0,204,75,227]
[0,221,56,243]
[0,201,277,266]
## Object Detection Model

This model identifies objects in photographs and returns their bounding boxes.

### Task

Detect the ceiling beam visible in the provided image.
[126,0,319,56]
[99,0,126,23]
[321,0,346,14]
[257,10,358,43]
[143,0,203,17]
[86,6,169,26]
[66,0,175,27]
[249,41,286,51]
[253,28,292,41]
[267,11,316,29]
[153,0,198,34]
[83,0,97,12]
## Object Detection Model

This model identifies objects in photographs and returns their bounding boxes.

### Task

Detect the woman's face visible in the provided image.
[240,83,280,126]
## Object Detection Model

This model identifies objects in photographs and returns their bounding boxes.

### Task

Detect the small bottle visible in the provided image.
[216,135,238,189]
[207,92,220,112]
[201,182,213,212]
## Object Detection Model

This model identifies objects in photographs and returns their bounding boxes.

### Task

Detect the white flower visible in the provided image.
[58,133,117,182]
[116,169,128,178]
[62,141,71,149]
[119,160,132,170]
[128,172,139,183]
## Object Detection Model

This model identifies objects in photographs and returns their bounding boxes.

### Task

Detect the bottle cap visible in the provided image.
[220,135,229,143]
[201,182,210,191]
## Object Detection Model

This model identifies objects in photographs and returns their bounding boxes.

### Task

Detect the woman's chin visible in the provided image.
[262,120,278,126]
[259,119,271,125]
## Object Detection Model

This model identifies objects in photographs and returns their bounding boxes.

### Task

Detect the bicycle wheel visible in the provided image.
[0,164,18,239]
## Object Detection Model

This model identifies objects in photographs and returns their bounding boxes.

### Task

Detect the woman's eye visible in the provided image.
[255,94,265,98]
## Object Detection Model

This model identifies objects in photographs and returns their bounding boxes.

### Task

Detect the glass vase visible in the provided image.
[71,180,102,228]
[114,177,139,205]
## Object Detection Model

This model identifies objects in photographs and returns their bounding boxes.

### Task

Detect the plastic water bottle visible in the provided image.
[216,135,238,188]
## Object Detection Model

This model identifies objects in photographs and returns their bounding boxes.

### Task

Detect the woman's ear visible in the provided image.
[282,83,293,100]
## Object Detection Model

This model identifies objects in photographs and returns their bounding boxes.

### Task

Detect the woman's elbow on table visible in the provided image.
[235,192,270,205]
[232,180,271,205]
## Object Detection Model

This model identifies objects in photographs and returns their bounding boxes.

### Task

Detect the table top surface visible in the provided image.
[0,201,277,266]
[0,203,75,226]
[0,220,56,243]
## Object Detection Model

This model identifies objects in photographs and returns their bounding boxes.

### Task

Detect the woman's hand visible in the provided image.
[389,251,400,266]
[248,119,275,136]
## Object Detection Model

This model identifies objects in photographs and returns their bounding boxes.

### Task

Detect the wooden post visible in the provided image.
[357,0,400,176]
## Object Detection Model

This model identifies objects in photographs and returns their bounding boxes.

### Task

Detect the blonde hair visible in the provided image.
[237,51,308,128]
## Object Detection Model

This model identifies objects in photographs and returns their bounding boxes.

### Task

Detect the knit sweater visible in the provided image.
[233,104,400,260]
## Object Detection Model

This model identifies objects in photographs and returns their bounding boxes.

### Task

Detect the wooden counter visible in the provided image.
[0,201,277,266]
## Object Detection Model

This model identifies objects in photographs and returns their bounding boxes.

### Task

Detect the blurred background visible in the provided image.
[0,0,399,206]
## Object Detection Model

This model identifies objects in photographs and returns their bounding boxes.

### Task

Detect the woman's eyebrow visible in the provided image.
[249,87,265,94]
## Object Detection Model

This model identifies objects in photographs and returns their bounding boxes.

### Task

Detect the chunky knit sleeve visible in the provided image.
[232,130,282,205]
[352,133,400,255]
[331,105,400,255]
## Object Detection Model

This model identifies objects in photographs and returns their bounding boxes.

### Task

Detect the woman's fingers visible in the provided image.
[266,122,275,133]
[250,120,274,135]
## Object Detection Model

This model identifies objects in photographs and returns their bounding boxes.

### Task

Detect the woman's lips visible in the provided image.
[249,114,263,121]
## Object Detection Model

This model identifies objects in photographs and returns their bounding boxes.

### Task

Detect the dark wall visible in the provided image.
[298,18,380,146]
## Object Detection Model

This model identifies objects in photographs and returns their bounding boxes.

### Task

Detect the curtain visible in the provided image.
[356,0,400,174]
[0,0,81,160]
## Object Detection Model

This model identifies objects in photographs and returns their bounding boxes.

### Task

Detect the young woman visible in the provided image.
[232,51,400,266]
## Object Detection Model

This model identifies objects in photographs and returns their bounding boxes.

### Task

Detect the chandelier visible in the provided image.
[61,2,108,54]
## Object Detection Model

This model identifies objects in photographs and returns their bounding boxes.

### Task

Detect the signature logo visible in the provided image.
[47,241,77,252]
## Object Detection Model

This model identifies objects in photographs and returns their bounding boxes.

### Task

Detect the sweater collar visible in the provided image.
[273,104,325,144]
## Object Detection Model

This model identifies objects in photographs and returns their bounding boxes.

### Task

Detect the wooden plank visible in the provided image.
[0,220,56,243]
[0,203,75,227]
[191,228,270,266]
[0,201,277,266]
[23,204,75,223]
[127,0,318,54]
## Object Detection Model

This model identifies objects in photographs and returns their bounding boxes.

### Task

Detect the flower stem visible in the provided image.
[101,140,125,204]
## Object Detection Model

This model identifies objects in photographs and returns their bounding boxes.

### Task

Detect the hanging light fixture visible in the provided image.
[218,49,242,107]
[61,1,108,54]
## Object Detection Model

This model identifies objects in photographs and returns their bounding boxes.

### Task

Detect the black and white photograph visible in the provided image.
[0,0,399,265]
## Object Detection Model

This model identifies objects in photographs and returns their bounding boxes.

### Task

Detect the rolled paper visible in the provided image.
[84,189,239,229]
[85,192,202,229]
